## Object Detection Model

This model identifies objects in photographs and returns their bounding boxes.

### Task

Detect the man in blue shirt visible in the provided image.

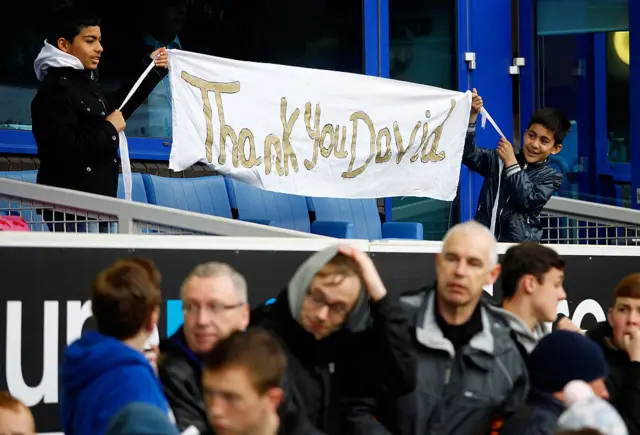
[60,258,170,435]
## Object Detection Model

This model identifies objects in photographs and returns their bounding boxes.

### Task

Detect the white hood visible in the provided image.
[34,40,84,82]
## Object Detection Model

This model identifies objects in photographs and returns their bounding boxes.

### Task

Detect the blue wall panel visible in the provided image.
[458,0,515,222]
[519,0,536,131]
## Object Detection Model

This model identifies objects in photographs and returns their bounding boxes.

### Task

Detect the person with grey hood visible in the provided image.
[362,221,528,435]
[31,7,167,231]
[489,242,567,356]
[249,244,416,435]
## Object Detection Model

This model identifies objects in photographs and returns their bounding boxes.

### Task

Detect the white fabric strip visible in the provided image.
[117,59,158,200]
[479,107,506,236]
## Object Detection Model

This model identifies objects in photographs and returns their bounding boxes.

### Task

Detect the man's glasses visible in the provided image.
[306,291,349,319]
[183,302,244,316]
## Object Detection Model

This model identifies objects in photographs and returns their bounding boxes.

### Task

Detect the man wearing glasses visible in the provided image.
[158,262,251,435]
[250,245,416,434]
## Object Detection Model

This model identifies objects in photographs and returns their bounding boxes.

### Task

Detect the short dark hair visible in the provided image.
[203,328,286,395]
[501,243,565,299]
[612,273,640,306]
[46,7,101,46]
[527,108,572,145]
[315,253,362,285]
[91,258,162,340]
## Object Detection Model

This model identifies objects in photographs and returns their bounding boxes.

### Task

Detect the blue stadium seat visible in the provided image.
[307,197,424,240]
[223,177,353,237]
[0,170,38,183]
[0,170,48,231]
[142,174,233,218]
[118,173,149,203]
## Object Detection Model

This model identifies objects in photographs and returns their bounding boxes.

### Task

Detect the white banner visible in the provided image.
[167,49,472,200]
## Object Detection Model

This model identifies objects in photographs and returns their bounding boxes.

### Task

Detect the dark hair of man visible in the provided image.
[203,328,286,395]
[527,107,572,145]
[501,242,565,300]
[46,7,101,46]
[612,273,640,306]
[91,257,162,340]
[314,252,362,287]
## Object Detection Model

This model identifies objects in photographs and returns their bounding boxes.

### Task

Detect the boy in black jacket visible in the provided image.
[30,8,167,231]
[463,89,571,242]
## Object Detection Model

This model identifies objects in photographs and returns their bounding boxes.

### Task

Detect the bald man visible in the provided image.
[380,221,529,435]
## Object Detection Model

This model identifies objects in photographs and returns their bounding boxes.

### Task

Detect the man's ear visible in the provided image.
[550,143,563,155]
[522,274,537,295]
[608,307,614,328]
[488,264,501,286]
[57,37,70,52]
[267,387,284,411]
[239,303,250,330]
[146,306,160,332]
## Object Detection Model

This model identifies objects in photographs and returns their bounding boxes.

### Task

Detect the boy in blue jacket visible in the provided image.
[60,258,170,435]
[463,89,571,242]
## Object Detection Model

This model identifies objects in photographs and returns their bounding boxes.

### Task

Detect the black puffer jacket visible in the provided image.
[587,322,640,435]
[159,327,323,435]
[250,246,416,434]
[31,58,164,197]
[462,128,563,242]
[499,389,565,435]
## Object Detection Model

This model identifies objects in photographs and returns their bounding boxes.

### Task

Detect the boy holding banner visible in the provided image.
[31,7,167,231]
[463,89,571,243]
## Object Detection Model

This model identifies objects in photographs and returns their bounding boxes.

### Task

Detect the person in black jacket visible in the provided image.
[159,262,317,435]
[499,330,610,435]
[464,89,571,242]
[586,273,640,435]
[30,8,168,232]
[159,262,250,435]
[250,245,416,435]
[202,328,322,435]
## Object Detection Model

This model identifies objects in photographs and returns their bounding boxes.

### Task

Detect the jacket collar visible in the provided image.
[517,152,549,168]
[48,66,99,82]
[168,326,202,367]
[414,289,496,359]
[527,389,566,416]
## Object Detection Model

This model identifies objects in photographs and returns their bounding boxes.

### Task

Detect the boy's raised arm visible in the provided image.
[462,89,495,177]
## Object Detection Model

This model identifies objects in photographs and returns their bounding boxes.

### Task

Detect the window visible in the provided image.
[536,0,630,206]
[0,0,363,142]
[387,0,456,240]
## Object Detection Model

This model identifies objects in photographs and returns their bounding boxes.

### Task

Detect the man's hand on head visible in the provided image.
[337,245,387,302]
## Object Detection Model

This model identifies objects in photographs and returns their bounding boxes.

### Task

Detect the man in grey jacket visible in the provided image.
[380,221,529,435]
[490,242,567,355]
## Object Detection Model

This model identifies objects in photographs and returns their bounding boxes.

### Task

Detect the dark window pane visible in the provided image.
[388,0,456,240]
[537,0,631,207]
[606,31,630,163]
[0,0,363,138]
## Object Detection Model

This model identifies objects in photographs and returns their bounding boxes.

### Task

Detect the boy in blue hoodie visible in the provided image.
[60,258,170,435]
[463,89,571,242]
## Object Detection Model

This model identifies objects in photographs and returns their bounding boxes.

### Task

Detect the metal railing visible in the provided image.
[3,175,640,244]
[541,196,640,245]
[0,178,327,238]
